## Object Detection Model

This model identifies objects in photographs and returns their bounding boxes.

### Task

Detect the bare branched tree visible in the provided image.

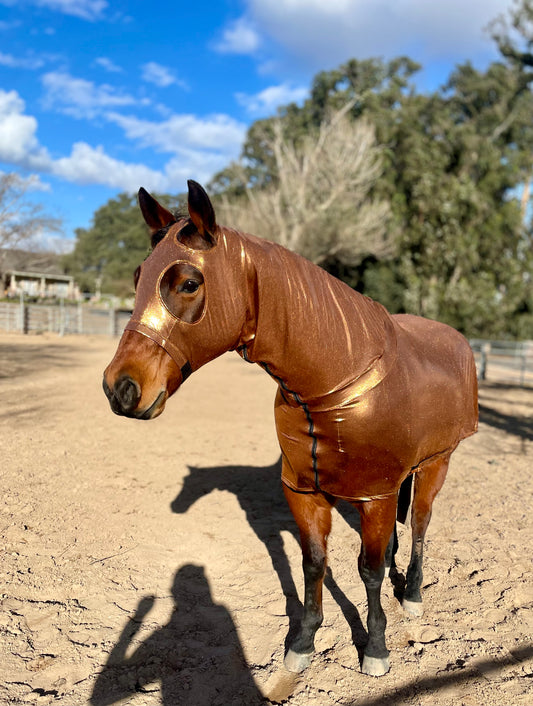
[218,103,392,266]
[0,172,61,252]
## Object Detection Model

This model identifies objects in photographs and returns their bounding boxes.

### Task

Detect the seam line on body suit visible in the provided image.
[238,345,320,490]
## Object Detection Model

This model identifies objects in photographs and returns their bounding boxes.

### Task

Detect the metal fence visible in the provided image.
[0,299,132,336]
[470,339,533,387]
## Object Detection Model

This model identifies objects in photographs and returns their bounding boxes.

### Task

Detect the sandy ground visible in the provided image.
[0,332,532,706]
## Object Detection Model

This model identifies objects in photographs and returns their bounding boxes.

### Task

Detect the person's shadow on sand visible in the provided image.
[90,564,267,706]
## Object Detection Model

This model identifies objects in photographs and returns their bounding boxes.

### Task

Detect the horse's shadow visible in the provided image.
[90,564,267,706]
[171,458,369,654]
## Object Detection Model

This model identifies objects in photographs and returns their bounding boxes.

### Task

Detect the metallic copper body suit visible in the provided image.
[126,221,478,501]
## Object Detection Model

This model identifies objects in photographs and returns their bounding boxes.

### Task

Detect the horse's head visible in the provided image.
[103,180,250,419]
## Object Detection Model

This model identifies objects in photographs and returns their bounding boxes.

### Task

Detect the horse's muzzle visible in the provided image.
[103,375,141,417]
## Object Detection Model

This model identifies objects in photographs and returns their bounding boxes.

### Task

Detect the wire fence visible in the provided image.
[1,300,532,387]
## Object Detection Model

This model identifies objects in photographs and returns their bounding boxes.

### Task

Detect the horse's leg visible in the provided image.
[282,484,336,673]
[384,524,398,578]
[354,495,397,676]
[402,454,449,617]
[384,474,413,577]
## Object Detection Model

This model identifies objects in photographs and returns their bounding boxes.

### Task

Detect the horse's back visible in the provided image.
[391,312,478,450]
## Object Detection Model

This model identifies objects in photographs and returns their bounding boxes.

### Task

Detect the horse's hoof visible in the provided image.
[402,598,424,617]
[284,649,313,673]
[361,654,390,677]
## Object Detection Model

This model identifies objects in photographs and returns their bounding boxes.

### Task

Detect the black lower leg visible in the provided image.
[290,549,325,654]
[404,537,424,603]
[359,560,388,661]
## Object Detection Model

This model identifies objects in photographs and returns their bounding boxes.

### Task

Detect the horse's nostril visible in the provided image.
[114,376,141,413]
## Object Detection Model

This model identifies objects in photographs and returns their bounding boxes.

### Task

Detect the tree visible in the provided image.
[490,0,533,77]
[0,172,61,251]
[214,103,392,269]
[213,53,533,338]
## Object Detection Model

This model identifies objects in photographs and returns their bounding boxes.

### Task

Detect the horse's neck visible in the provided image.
[235,231,395,401]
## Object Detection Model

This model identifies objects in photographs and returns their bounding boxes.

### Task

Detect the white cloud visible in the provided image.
[94,56,123,73]
[0,89,165,191]
[0,52,44,69]
[0,89,246,194]
[41,71,143,118]
[50,141,238,193]
[213,17,261,55]
[140,62,187,89]
[0,0,107,20]
[51,143,166,191]
[236,83,308,116]
[35,0,107,21]
[107,111,247,154]
[0,90,50,169]
[242,0,504,70]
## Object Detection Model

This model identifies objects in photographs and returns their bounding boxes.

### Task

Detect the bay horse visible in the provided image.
[103,180,478,677]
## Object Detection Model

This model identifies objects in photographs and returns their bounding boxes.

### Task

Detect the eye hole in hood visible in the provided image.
[159,262,206,324]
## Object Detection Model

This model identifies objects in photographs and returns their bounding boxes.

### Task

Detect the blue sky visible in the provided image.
[0,0,511,248]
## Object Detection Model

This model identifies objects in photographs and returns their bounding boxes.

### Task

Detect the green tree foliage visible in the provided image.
[63,192,184,297]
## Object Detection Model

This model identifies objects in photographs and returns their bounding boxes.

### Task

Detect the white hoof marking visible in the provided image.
[402,598,424,617]
[361,654,390,677]
[284,649,313,673]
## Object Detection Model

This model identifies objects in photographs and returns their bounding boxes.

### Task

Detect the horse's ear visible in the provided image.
[138,187,176,235]
[187,180,217,246]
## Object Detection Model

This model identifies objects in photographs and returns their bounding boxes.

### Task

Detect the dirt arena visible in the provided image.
[1,332,532,705]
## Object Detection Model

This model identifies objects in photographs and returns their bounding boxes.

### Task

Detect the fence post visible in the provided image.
[19,292,28,334]
[77,301,83,334]
[520,348,527,387]
[59,298,65,336]
[109,308,117,336]
[480,342,491,381]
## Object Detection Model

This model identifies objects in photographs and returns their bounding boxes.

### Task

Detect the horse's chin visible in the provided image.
[134,389,168,420]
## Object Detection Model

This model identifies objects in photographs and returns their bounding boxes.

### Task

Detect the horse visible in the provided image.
[103,180,478,677]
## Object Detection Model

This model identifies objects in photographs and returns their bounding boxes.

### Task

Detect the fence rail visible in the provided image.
[0,300,131,337]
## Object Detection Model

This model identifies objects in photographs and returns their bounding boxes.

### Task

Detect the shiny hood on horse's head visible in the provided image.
[124,182,253,376]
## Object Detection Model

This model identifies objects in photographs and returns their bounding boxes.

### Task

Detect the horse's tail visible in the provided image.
[397,474,413,525]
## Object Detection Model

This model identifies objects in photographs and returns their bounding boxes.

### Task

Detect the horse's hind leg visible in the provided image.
[355,495,397,676]
[282,484,336,673]
[403,454,450,617]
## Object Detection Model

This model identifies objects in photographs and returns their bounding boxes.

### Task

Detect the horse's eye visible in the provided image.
[180,279,200,294]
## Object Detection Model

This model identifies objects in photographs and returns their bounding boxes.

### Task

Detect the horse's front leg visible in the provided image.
[354,495,397,676]
[282,483,336,673]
